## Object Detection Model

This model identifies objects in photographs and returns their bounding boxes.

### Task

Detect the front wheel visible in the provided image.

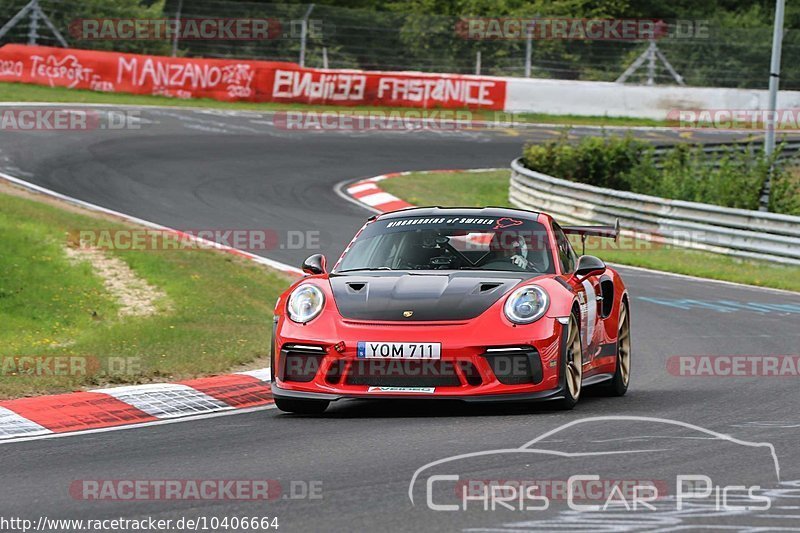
[554,312,582,410]
[601,301,631,397]
[275,398,330,414]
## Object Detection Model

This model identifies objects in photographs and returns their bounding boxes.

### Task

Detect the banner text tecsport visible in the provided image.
[0,44,506,110]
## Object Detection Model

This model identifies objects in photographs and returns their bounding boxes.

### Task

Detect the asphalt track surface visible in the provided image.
[1,107,800,532]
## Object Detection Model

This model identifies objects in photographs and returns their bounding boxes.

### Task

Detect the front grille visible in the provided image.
[460,361,483,386]
[325,362,344,384]
[280,344,326,383]
[341,320,469,327]
[346,360,461,387]
[483,347,543,385]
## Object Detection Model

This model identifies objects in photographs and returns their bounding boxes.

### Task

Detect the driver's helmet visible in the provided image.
[489,231,528,258]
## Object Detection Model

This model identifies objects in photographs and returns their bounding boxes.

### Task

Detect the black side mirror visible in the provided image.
[302,254,327,275]
[574,255,606,279]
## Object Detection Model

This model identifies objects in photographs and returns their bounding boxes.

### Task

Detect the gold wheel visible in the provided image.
[566,314,583,400]
[618,304,631,387]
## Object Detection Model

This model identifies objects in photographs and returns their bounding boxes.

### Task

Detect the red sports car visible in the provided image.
[271,207,630,414]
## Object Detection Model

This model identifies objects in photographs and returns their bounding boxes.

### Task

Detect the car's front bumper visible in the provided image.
[272,314,567,401]
[271,383,566,403]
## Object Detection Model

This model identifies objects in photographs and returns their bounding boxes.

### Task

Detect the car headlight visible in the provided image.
[287,284,325,323]
[504,285,549,324]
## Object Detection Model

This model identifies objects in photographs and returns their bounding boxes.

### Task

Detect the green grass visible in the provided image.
[0,81,665,128]
[0,190,293,398]
[379,170,800,293]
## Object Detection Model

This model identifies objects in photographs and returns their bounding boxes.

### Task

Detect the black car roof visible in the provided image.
[376,206,542,220]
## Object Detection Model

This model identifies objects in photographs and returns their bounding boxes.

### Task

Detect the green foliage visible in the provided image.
[379,0,800,87]
[2,0,798,87]
[523,131,652,189]
[770,166,800,215]
[61,0,169,54]
[522,134,799,215]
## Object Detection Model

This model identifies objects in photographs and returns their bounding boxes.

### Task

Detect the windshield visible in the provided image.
[336,214,554,273]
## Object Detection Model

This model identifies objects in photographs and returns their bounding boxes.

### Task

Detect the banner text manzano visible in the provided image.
[0,44,506,110]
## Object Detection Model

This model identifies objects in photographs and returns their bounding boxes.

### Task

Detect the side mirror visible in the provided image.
[574,255,606,279]
[302,254,327,275]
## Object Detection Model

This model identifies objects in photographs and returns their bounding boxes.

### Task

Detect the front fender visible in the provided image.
[538,277,578,318]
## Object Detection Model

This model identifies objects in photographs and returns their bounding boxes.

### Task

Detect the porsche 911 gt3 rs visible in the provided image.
[271,207,630,414]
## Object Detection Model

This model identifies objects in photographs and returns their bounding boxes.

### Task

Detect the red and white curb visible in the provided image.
[341,168,503,214]
[0,370,273,442]
[344,173,415,213]
[0,172,298,443]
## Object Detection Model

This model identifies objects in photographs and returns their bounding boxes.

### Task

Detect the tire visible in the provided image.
[275,398,330,414]
[554,312,582,411]
[600,301,631,397]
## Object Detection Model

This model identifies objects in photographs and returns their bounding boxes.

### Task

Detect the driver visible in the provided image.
[487,231,544,270]
[403,230,452,268]
[504,235,530,268]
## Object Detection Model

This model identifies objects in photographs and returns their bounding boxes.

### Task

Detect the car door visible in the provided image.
[553,223,603,363]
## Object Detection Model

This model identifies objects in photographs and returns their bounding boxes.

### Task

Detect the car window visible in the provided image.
[553,223,578,274]
[336,215,555,274]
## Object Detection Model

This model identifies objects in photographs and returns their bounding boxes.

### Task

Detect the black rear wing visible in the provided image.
[562,219,620,255]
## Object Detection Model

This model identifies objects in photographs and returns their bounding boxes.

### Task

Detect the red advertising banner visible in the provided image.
[0,44,282,100]
[260,67,505,109]
[0,45,506,110]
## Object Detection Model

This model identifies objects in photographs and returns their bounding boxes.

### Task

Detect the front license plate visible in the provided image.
[357,341,441,359]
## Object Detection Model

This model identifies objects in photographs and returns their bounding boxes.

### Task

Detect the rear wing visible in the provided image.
[562,219,620,255]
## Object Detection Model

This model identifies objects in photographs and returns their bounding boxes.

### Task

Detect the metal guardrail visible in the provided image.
[509,158,800,266]
[651,139,800,168]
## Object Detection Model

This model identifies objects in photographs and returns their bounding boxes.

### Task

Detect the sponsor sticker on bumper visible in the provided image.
[367,386,436,394]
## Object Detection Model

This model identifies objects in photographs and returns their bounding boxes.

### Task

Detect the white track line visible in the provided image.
[610,263,799,296]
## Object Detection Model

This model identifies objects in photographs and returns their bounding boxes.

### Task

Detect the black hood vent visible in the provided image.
[346,282,367,293]
[477,282,503,294]
[330,272,523,321]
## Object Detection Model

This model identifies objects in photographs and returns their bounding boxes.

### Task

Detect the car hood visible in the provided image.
[329,271,525,321]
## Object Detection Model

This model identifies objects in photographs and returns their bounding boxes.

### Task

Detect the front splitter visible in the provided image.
[271,384,566,403]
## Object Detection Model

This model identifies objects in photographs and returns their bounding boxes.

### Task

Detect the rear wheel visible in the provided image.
[601,301,631,397]
[555,312,582,410]
[275,398,330,414]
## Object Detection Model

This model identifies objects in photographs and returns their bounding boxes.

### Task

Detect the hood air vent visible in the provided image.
[346,282,367,293]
